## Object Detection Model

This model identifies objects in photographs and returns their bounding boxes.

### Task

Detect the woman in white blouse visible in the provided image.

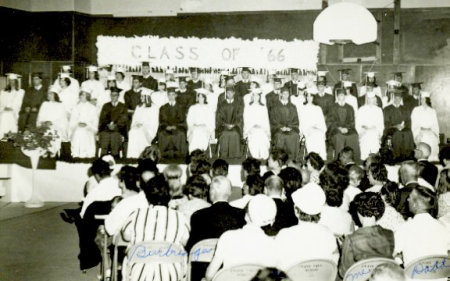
[186,90,215,153]
[127,94,159,158]
[411,91,440,161]
[0,74,24,138]
[69,89,98,158]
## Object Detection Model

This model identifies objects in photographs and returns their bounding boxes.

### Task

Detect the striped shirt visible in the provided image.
[121,206,190,281]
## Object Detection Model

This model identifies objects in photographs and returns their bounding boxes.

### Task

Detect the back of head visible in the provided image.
[142,174,170,206]
[291,182,326,223]
[324,187,344,207]
[339,146,354,165]
[416,142,431,159]
[369,263,406,281]
[269,148,289,169]
[349,192,385,227]
[438,145,450,166]
[348,164,364,186]
[399,160,419,184]
[246,174,264,195]
[368,162,388,183]
[209,176,232,203]
[247,194,277,227]
[380,181,401,207]
[242,157,261,176]
[137,158,159,184]
[187,149,208,164]
[411,185,438,218]
[91,159,111,178]
[212,159,229,177]
[190,159,211,176]
[184,175,209,200]
[278,167,302,202]
[305,152,324,171]
[118,165,140,193]
[139,145,161,163]
[264,175,284,197]
[320,163,349,192]
[163,164,183,195]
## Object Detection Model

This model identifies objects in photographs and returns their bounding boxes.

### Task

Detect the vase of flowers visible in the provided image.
[9,125,58,208]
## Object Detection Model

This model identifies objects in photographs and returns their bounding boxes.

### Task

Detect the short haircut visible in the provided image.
[139,145,161,163]
[296,207,321,223]
[270,148,289,167]
[246,174,265,195]
[118,165,140,193]
[320,163,349,192]
[348,164,364,181]
[324,187,344,207]
[380,181,401,207]
[413,185,438,218]
[305,152,324,171]
[350,192,385,227]
[187,149,207,164]
[190,159,211,176]
[137,158,159,175]
[184,175,209,199]
[369,163,388,182]
[278,167,302,201]
[142,174,170,206]
[210,176,232,199]
[242,157,261,176]
[340,146,354,161]
[264,175,284,195]
[91,159,111,178]
[369,263,406,281]
[439,145,450,166]
[212,159,229,177]
[399,160,419,181]
[163,164,182,180]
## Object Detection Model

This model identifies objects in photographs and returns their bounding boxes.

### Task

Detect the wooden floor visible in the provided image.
[0,202,102,281]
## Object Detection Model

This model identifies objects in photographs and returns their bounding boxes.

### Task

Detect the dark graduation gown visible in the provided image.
[234,80,251,99]
[402,95,420,115]
[333,81,358,97]
[157,102,187,158]
[265,90,280,115]
[383,104,415,160]
[283,80,299,96]
[314,93,335,124]
[215,99,243,158]
[18,86,46,131]
[270,100,300,161]
[142,75,158,91]
[98,102,128,156]
[328,103,360,161]
[176,89,196,114]
[124,89,141,117]
[187,80,203,92]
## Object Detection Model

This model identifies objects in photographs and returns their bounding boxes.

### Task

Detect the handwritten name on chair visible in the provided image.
[129,243,213,263]
[410,256,450,279]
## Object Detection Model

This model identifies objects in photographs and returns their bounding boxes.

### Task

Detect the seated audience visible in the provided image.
[241,157,262,183]
[98,87,128,157]
[265,148,289,177]
[205,195,277,281]
[338,146,356,170]
[394,185,449,265]
[437,145,450,218]
[278,167,303,205]
[378,181,405,232]
[164,164,188,209]
[342,164,363,210]
[339,192,395,278]
[230,174,264,209]
[275,182,339,272]
[211,158,229,177]
[177,175,211,221]
[415,142,438,187]
[186,149,208,177]
[138,145,161,163]
[304,152,324,184]
[368,263,406,281]
[397,161,420,219]
[366,162,389,193]
[121,174,190,281]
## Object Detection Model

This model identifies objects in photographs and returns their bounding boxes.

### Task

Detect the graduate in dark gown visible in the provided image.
[383,90,415,161]
[18,72,46,131]
[234,67,252,99]
[157,87,187,159]
[176,76,196,114]
[265,77,283,116]
[141,61,158,91]
[187,67,203,92]
[333,69,358,97]
[329,88,361,162]
[314,80,335,123]
[216,87,244,159]
[283,68,301,97]
[270,87,300,161]
[403,82,422,114]
[124,75,143,120]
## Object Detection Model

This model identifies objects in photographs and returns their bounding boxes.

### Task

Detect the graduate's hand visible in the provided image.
[25,107,31,113]
[340,128,348,134]
[31,107,37,113]
[285,127,292,132]
[107,122,116,130]
[136,123,143,128]
[226,124,234,130]
[78,122,87,127]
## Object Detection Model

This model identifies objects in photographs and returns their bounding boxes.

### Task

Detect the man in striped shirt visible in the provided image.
[121,174,190,281]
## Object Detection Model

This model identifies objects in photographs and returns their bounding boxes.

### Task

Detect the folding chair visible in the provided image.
[343,257,397,281]
[187,239,218,281]
[95,214,111,281]
[212,264,264,281]
[404,255,450,280]
[286,259,337,281]
[111,234,129,281]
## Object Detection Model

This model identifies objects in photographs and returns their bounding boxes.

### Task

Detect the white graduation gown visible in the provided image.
[243,102,271,159]
[355,104,384,160]
[345,94,359,114]
[186,104,215,153]
[116,80,131,92]
[150,91,169,109]
[53,77,80,94]
[36,101,68,155]
[69,101,98,158]
[0,89,24,137]
[127,105,159,158]
[81,79,105,102]
[290,95,305,134]
[411,106,440,161]
[58,86,79,117]
[300,104,327,159]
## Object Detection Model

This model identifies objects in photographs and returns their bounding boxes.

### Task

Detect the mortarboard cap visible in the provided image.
[343,81,353,88]
[6,73,20,80]
[392,89,403,97]
[177,75,189,83]
[60,73,70,79]
[109,87,121,93]
[317,80,327,86]
[115,67,125,74]
[107,75,116,81]
[166,81,178,89]
[291,182,325,215]
[240,67,253,73]
[386,80,401,87]
[189,67,200,73]
[132,74,143,82]
[32,72,43,79]
[158,78,166,84]
[393,71,404,76]
[336,88,346,96]
[87,65,98,72]
[338,68,351,74]
[420,91,430,98]
[49,85,61,94]
[317,71,328,77]
[289,68,300,74]
[273,77,282,83]
[411,82,423,89]
[62,65,72,72]
[141,61,150,67]
[365,71,376,78]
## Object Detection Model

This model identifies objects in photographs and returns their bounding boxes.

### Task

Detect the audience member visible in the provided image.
[205,195,277,281]
[304,152,324,184]
[250,268,291,281]
[366,162,388,193]
[339,192,394,277]
[319,187,354,237]
[177,175,211,221]
[164,164,188,209]
[368,263,406,281]
[231,174,264,208]
[211,158,229,177]
[342,164,363,210]
[241,157,262,181]
[415,142,438,187]
[437,145,450,218]
[266,148,289,176]
[378,181,405,232]
[338,146,356,170]
[397,160,420,219]
[138,144,161,163]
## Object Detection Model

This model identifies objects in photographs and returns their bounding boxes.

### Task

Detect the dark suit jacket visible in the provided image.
[418,160,438,187]
[98,102,128,136]
[328,103,357,135]
[397,182,419,219]
[142,75,158,91]
[234,81,251,98]
[263,198,297,236]
[186,201,245,250]
[158,102,186,133]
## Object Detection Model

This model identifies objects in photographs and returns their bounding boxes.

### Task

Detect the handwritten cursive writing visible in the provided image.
[346,268,372,281]
[411,257,450,278]
[128,244,213,262]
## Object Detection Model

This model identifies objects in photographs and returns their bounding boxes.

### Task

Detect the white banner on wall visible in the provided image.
[96,35,319,72]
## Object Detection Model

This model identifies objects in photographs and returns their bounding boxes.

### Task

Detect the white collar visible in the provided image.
[34,85,42,90]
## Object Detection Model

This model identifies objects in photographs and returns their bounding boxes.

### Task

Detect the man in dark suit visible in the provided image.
[18,72,46,131]
[265,77,282,116]
[187,67,203,92]
[283,68,301,97]
[234,67,252,99]
[141,61,158,91]
[157,88,187,159]
[415,142,438,187]
[124,75,143,119]
[398,161,420,219]
[98,87,128,158]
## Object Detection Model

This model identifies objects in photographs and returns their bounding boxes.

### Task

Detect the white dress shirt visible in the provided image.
[319,205,354,236]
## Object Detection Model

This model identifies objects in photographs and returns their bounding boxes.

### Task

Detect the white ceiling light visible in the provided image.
[313,2,377,45]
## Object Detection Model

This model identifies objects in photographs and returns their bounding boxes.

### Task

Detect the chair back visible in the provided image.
[343,257,397,281]
[127,241,187,265]
[189,238,218,263]
[404,255,450,280]
[287,259,337,281]
[212,264,264,281]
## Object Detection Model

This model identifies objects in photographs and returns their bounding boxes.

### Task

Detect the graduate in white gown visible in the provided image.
[69,89,98,158]
[80,66,105,105]
[58,75,79,117]
[290,82,307,117]
[127,93,159,158]
[186,89,215,153]
[36,86,69,155]
[411,91,440,161]
[243,88,271,159]
[300,89,327,159]
[343,81,359,114]
[0,74,24,138]
[151,79,169,109]
[53,65,80,94]
[114,68,131,92]
[355,94,385,160]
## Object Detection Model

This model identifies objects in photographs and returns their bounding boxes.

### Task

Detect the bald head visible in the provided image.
[399,161,419,185]
[264,175,284,197]
[209,176,231,203]
[415,142,431,160]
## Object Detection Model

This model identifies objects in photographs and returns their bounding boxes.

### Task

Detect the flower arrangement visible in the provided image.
[9,125,58,152]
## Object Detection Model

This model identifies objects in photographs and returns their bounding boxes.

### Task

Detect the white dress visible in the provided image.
[243,102,271,159]
[69,101,98,158]
[81,79,105,102]
[58,86,79,117]
[345,94,359,114]
[0,89,24,137]
[36,101,69,155]
[116,80,131,92]
[290,94,305,134]
[300,103,327,159]
[411,105,440,161]
[355,104,384,160]
[186,104,214,153]
[127,105,159,158]
[150,91,169,109]
[53,77,80,94]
